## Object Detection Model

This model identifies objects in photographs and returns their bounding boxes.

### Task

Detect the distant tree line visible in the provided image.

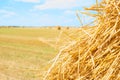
[0,26,24,28]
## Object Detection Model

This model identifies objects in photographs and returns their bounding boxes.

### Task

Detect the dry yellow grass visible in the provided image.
[0,28,60,80]
[44,0,120,80]
[0,27,82,80]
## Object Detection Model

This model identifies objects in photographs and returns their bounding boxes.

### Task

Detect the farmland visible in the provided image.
[0,27,64,80]
[0,27,92,80]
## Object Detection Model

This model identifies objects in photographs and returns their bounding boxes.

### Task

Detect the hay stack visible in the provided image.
[44,0,120,80]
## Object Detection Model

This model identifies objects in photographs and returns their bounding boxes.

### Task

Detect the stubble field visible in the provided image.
[0,27,80,80]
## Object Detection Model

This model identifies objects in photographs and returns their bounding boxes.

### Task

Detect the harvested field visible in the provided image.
[0,28,60,80]
[0,27,93,79]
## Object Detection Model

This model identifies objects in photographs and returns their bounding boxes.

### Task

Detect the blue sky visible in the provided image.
[0,0,96,26]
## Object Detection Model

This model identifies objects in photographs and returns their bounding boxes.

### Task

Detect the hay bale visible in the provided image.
[57,26,61,30]
[44,0,120,80]
[66,27,69,30]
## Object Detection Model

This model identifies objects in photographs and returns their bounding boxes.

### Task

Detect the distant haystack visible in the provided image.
[57,26,61,30]
[66,27,69,30]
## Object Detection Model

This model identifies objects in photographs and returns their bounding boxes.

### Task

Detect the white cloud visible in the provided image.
[0,10,16,17]
[15,0,40,3]
[64,10,75,15]
[34,0,79,10]
[34,0,96,10]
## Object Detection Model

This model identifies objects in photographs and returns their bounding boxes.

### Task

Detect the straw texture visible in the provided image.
[44,0,120,80]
